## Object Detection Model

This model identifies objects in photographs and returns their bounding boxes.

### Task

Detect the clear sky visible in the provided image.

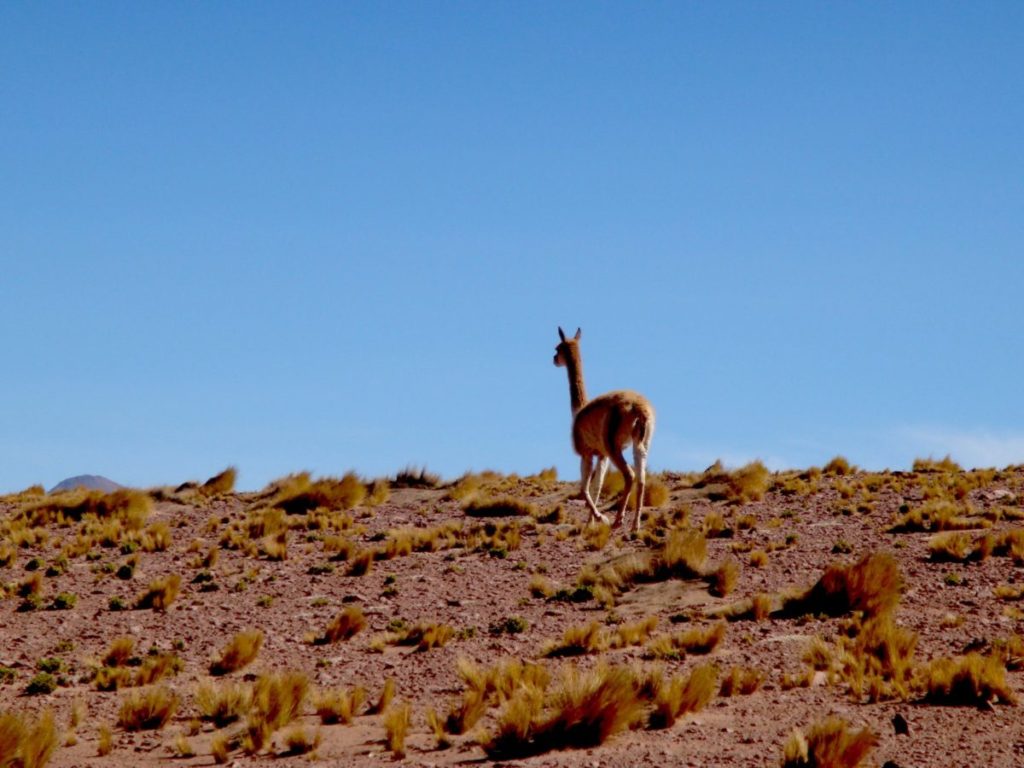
[3,2,1023,492]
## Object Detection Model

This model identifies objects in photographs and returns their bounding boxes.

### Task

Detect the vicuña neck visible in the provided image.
[564,350,587,415]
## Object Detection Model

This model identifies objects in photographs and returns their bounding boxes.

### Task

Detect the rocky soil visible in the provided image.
[2,463,1024,767]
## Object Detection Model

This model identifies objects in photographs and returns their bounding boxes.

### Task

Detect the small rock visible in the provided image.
[893,712,909,735]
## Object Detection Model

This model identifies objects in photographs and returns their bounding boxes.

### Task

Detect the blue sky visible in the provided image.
[3,3,1023,492]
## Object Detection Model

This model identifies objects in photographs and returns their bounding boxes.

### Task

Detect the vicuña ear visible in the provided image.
[574,328,582,340]
[558,327,567,342]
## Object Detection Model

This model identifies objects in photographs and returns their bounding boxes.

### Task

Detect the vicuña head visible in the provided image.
[553,326,655,533]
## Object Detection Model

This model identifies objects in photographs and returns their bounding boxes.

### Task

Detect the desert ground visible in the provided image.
[2,459,1023,767]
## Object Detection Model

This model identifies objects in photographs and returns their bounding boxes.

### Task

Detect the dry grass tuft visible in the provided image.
[118,686,179,731]
[645,623,726,660]
[134,574,181,611]
[382,701,412,758]
[102,636,135,668]
[0,709,59,768]
[366,677,396,716]
[281,725,321,756]
[708,561,741,602]
[463,496,536,518]
[921,653,1016,706]
[718,666,765,697]
[928,531,980,562]
[314,686,366,724]
[201,467,237,496]
[649,663,717,728]
[195,681,253,727]
[317,606,367,644]
[22,488,152,528]
[542,621,607,657]
[483,664,645,759]
[393,465,442,488]
[782,552,901,619]
[210,629,264,675]
[781,717,876,768]
[245,671,309,753]
[889,500,986,533]
[272,472,367,515]
[838,615,918,701]
[913,455,962,473]
[823,456,854,476]
[395,622,455,652]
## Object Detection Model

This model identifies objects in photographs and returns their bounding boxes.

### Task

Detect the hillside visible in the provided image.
[1,461,1022,767]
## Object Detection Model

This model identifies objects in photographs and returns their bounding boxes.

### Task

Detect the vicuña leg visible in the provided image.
[632,444,648,533]
[609,450,634,527]
[592,457,610,507]
[580,455,608,524]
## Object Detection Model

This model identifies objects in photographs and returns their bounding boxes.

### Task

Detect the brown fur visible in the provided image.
[554,328,655,531]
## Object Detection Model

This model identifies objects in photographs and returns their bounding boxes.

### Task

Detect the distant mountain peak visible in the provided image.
[49,475,123,493]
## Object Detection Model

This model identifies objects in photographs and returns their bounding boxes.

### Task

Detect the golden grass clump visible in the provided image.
[95,638,182,691]
[463,496,536,518]
[195,681,253,727]
[395,622,455,652]
[649,663,717,728]
[708,561,741,602]
[117,686,179,731]
[272,472,367,515]
[365,478,390,506]
[889,500,986,533]
[102,636,135,668]
[727,460,771,502]
[990,528,1024,562]
[994,584,1024,602]
[749,549,769,567]
[282,725,321,756]
[425,707,452,749]
[21,488,152,528]
[382,701,412,758]
[823,456,854,476]
[483,664,645,759]
[172,733,195,758]
[718,666,765,697]
[542,621,607,657]
[209,731,230,764]
[782,552,901,619]
[347,548,374,576]
[574,528,710,605]
[245,671,310,753]
[781,717,876,768]
[838,615,918,702]
[366,677,396,715]
[392,466,442,489]
[314,686,366,724]
[444,658,551,736]
[913,455,962,473]
[921,653,1016,706]
[608,616,660,649]
[528,574,554,598]
[210,629,264,675]
[0,709,59,768]
[317,606,367,644]
[200,467,237,496]
[138,521,171,552]
[645,623,726,660]
[96,725,113,756]
[135,573,181,611]
[582,522,612,551]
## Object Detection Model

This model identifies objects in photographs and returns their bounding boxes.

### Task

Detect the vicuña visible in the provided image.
[553,327,655,532]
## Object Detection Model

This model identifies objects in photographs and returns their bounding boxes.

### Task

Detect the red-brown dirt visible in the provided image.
[2,464,1024,767]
